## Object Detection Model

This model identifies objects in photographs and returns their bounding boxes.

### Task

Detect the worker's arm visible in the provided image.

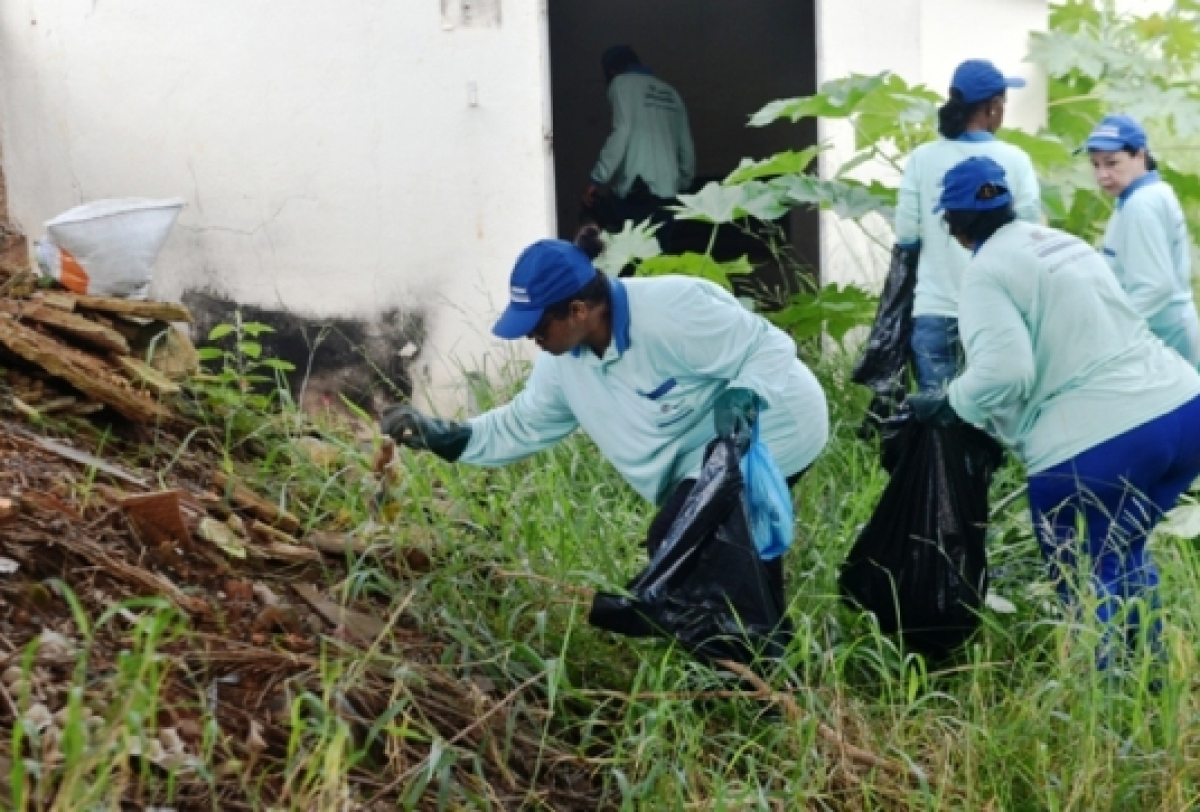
[459,356,579,466]
[1115,199,1179,325]
[675,102,696,193]
[893,150,922,249]
[948,267,1035,425]
[590,80,634,186]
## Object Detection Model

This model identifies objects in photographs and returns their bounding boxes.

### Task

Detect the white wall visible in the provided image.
[0,0,552,411]
[814,0,1047,291]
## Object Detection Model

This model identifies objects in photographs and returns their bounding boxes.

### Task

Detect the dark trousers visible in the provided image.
[582,180,678,260]
[646,469,807,612]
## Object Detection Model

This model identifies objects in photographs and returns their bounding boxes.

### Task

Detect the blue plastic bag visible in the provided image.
[740,422,794,560]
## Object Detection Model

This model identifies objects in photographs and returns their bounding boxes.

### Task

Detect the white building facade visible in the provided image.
[0,0,1046,411]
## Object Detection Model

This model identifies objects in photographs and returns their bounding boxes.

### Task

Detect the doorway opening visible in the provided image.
[547,1,820,282]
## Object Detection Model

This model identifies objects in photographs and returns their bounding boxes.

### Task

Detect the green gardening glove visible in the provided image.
[713,387,763,453]
[380,405,472,462]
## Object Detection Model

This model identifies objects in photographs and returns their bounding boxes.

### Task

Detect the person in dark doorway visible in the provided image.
[380,230,828,623]
[910,157,1200,670]
[1086,114,1200,366]
[582,45,696,252]
[895,59,1041,392]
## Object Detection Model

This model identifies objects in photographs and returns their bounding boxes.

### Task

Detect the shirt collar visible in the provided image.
[1117,170,1161,208]
[571,277,631,361]
[956,131,996,143]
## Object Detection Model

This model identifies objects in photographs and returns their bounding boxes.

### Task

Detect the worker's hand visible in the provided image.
[714,387,763,454]
[582,183,599,208]
[907,392,960,428]
[379,405,472,462]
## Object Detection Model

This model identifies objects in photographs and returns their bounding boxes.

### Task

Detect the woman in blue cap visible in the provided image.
[1086,114,1200,365]
[910,156,1200,669]
[379,231,830,615]
[895,59,1042,391]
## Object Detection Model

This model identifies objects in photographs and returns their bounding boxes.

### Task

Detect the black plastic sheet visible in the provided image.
[840,411,1003,657]
[588,439,788,665]
[852,246,919,431]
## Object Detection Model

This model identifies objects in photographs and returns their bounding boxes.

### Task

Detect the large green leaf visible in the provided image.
[1049,0,1102,33]
[748,74,888,127]
[779,175,894,221]
[673,181,789,224]
[725,147,822,184]
[997,129,1075,168]
[851,74,941,151]
[595,219,662,276]
[767,284,878,344]
[636,253,754,290]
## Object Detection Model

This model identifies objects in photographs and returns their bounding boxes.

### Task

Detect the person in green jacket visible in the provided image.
[910,156,1200,670]
[582,46,696,250]
[895,59,1041,392]
[380,230,829,615]
[1086,114,1200,365]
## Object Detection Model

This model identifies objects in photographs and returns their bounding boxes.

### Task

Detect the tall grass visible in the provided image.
[10,347,1200,810]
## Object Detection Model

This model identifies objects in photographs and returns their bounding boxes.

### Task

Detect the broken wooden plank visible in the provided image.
[0,300,130,355]
[113,356,181,396]
[33,291,77,312]
[72,295,193,324]
[120,490,193,549]
[211,471,301,534]
[0,315,183,426]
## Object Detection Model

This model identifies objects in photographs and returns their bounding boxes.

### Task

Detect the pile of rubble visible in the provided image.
[0,260,605,809]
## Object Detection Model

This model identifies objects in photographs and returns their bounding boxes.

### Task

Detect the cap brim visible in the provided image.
[1083,137,1124,153]
[492,304,544,340]
[1005,77,1027,90]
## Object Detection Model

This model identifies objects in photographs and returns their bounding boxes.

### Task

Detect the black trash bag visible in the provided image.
[588,439,788,665]
[851,244,919,398]
[840,410,1004,657]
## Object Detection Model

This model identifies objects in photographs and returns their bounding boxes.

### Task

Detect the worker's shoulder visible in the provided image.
[617,72,683,100]
[626,275,732,314]
[1126,179,1183,216]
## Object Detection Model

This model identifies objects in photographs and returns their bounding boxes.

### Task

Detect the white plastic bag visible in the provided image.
[35,198,185,299]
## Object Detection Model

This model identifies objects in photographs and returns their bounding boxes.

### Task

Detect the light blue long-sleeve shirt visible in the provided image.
[461,276,829,505]
[894,133,1042,318]
[591,72,696,200]
[948,221,1200,474]
[1101,172,1200,364]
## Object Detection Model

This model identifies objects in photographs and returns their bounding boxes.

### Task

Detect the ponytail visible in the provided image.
[938,89,991,140]
[574,224,605,260]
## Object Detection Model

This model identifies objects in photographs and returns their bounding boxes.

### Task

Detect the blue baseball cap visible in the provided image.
[1085,114,1148,152]
[934,157,1013,213]
[950,59,1027,104]
[492,240,597,340]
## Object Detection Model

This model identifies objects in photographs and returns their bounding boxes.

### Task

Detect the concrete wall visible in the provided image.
[814,0,1047,290]
[0,0,1047,409]
[0,0,552,411]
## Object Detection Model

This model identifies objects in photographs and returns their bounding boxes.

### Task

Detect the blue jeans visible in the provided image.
[910,315,962,392]
[1028,394,1200,668]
